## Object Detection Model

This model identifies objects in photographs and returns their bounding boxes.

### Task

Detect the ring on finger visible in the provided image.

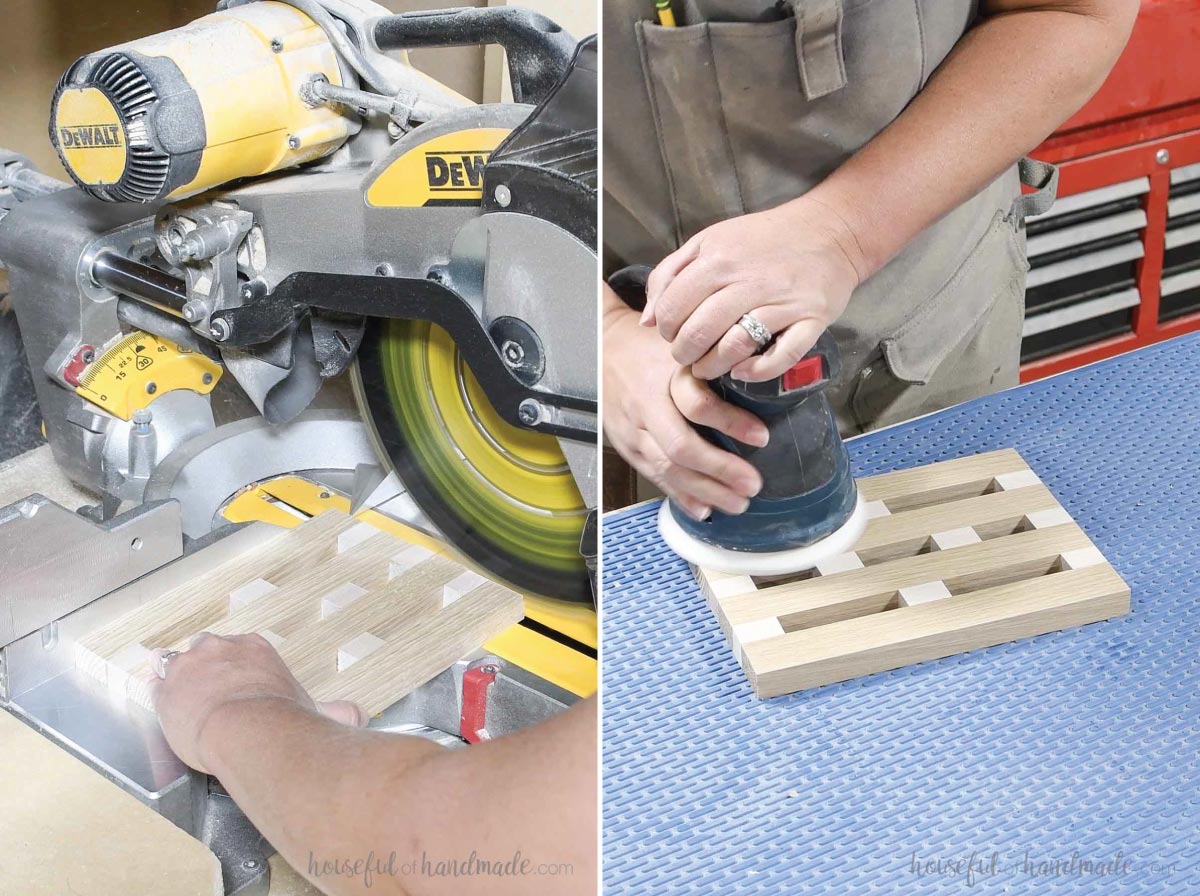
[157,649,182,679]
[737,313,772,348]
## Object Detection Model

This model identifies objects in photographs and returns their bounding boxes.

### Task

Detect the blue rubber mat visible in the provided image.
[602,333,1200,894]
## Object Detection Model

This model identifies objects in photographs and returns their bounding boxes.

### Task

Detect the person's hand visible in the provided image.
[604,295,768,520]
[642,196,866,382]
[150,633,366,773]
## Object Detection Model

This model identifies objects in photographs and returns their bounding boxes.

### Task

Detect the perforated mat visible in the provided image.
[602,334,1200,893]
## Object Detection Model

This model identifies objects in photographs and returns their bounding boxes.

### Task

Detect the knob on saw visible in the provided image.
[610,264,868,577]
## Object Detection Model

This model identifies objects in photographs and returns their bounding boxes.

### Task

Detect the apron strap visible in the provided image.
[784,0,847,100]
[1008,157,1059,223]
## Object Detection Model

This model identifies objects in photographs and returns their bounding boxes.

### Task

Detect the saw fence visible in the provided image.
[695,449,1131,698]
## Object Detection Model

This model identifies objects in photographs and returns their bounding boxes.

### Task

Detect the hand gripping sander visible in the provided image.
[656,331,869,576]
[609,265,869,577]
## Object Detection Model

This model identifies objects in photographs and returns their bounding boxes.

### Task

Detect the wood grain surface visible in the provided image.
[0,710,222,895]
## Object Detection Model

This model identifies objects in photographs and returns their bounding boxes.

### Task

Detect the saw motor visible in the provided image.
[51,1,357,203]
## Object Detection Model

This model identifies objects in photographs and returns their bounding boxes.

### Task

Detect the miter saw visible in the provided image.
[0,0,597,605]
[0,3,594,891]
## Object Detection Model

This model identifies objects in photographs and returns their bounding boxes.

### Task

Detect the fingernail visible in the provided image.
[693,505,712,521]
[737,477,762,498]
[747,427,769,448]
[732,497,751,514]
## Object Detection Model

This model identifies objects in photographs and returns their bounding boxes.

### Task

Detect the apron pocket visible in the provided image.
[880,210,1029,386]
[848,271,1025,432]
[637,19,752,241]
[637,9,845,241]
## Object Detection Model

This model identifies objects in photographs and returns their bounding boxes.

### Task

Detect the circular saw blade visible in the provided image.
[353,318,591,603]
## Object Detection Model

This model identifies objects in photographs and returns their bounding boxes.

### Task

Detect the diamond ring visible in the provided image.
[737,314,772,348]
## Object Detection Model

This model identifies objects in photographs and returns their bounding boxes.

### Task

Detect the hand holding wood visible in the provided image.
[150,633,367,773]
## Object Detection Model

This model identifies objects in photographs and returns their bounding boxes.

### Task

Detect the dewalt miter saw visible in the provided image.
[0,0,597,603]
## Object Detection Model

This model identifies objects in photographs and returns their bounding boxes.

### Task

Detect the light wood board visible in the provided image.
[695,449,1131,698]
[0,709,222,895]
[75,510,524,715]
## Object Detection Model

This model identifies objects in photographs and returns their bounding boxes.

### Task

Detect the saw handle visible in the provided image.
[373,7,577,105]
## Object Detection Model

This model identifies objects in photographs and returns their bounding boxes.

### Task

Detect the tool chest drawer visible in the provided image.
[1022,179,1146,363]
[1161,162,1200,322]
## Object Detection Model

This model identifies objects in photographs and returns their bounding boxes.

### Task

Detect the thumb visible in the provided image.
[317,700,368,728]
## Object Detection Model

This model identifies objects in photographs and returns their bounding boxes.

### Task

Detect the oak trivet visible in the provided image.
[694,449,1130,698]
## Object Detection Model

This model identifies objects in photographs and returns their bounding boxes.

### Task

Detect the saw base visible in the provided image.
[690,449,1131,699]
[657,494,870,576]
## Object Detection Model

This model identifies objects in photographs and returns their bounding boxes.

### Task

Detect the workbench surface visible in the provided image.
[602,334,1200,894]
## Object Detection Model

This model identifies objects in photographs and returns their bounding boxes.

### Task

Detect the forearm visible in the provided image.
[203,698,442,895]
[202,697,597,896]
[802,0,1138,280]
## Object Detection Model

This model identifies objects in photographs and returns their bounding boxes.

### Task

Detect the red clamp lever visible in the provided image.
[460,658,502,743]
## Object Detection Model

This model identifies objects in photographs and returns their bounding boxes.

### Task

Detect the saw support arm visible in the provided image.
[87,254,596,443]
[0,153,69,234]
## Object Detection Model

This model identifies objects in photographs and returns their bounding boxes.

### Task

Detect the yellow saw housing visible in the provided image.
[50,1,353,203]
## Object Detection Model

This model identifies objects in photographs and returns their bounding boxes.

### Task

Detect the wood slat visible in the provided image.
[851,483,1060,563]
[275,556,457,685]
[746,565,1130,697]
[857,448,1027,508]
[721,524,1094,629]
[310,582,523,714]
[75,512,352,672]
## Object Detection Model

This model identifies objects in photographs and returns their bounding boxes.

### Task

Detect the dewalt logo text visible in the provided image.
[365,128,510,208]
[58,124,124,149]
[425,151,489,194]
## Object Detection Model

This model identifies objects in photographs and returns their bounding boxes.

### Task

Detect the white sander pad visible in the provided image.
[657,493,870,577]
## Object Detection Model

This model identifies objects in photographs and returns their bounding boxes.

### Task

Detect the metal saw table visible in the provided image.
[602,333,1200,894]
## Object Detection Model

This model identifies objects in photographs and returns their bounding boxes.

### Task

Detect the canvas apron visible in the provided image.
[603,0,1057,433]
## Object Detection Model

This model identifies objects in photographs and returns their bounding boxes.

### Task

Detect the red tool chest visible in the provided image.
[1021,0,1200,380]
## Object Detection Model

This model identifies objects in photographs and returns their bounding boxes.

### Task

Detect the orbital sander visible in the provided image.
[612,266,869,577]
